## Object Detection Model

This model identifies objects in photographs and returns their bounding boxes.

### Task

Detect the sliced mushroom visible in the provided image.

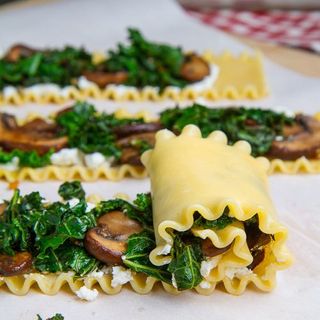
[18,118,60,136]
[85,228,127,265]
[180,54,210,82]
[0,252,33,276]
[0,113,18,130]
[268,115,320,160]
[116,132,156,148]
[246,231,272,252]
[118,147,142,166]
[0,114,68,155]
[82,71,128,88]
[113,122,163,138]
[84,211,142,265]
[4,44,37,62]
[201,238,232,257]
[247,249,265,270]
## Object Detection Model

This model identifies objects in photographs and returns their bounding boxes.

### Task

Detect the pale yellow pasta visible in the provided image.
[0,51,267,106]
[141,125,292,294]
[0,109,319,182]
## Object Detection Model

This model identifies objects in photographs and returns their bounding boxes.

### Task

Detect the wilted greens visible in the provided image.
[56,101,144,159]
[105,28,187,90]
[0,149,53,168]
[160,104,294,156]
[0,181,242,291]
[37,314,64,320]
[0,47,93,90]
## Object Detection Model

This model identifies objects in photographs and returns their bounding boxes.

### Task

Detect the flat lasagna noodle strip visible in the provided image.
[0,51,267,106]
[0,265,285,296]
[141,125,292,293]
[1,109,320,182]
[0,165,147,182]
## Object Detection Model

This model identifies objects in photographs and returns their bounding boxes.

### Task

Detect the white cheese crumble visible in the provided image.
[75,286,99,301]
[78,76,98,89]
[2,65,219,99]
[200,256,221,278]
[75,64,219,95]
[85,202,96,213]
[0,199,4,204]
[84,152,108,169]
[157,244,172,256]
[199,280,211,289]
[0,156,19,171]
[87,270,104,279]
[111,266,132,288]
[171,274,178,289]
[101,266,112,274]
[275,135,284,141]
[225,267,252,280]
[23,84,61,96]
[50,148,81,166]
[67,198,80,208]
[3,86,18,98]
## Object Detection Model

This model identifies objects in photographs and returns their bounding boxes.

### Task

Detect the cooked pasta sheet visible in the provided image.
[142,125,292,294]
[0,51,267,105]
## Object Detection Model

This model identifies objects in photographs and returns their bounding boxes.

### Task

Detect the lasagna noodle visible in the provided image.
[0,51,267,105]
[141,125,292,292]
[0,110,319,182]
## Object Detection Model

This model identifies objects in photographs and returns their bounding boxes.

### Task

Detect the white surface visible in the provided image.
[0,0,320,319]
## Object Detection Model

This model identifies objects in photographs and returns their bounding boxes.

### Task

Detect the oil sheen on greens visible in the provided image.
[0,181,235,291]
[105,28,188,90]
[0,47,93,89]
[160,104,294,156]
[56,101,144,160]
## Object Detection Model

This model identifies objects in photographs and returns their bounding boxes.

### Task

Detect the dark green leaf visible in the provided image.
[58,181,85,200]
[0,149,53,168]
[160,104,294,156]
[105,28,187,91]
[168,233,203,290]
[123,230,171,283]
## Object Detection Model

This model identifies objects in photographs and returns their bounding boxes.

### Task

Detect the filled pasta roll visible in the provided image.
[141,125,292,294]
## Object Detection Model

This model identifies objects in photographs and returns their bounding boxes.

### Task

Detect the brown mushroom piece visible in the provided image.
[0,252,33,276]
[113,122,163,138]
[116,132,156,149]
[180,54,210,82]
[0,113,68,155]
[201,238,232,257]
[84,211,142,265]
[82,71,128,88]
[268,115,320,160]
[247,249,265,270]
[0,113,18,130]
[118,147,142,166]
[116,132,156,166]
[4,44,37,62]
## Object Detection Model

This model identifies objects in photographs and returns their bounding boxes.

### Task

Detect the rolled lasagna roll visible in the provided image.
[141,125,292,294]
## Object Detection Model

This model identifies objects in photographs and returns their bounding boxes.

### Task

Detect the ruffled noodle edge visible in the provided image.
[0,111,318,182]
[0,51,267,106]
[144,126,292,292]
[0,191,291,296]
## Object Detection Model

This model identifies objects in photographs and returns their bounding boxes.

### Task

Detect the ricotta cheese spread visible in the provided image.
[75,286,99,301]
[224,267,252,280]
[111,266,132,288]
[2,64,219,98]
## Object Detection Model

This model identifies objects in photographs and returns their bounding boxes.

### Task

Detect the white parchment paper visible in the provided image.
[0,0,319,319]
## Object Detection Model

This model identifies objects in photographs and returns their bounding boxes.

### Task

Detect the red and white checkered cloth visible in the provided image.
[186,9,320,52]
